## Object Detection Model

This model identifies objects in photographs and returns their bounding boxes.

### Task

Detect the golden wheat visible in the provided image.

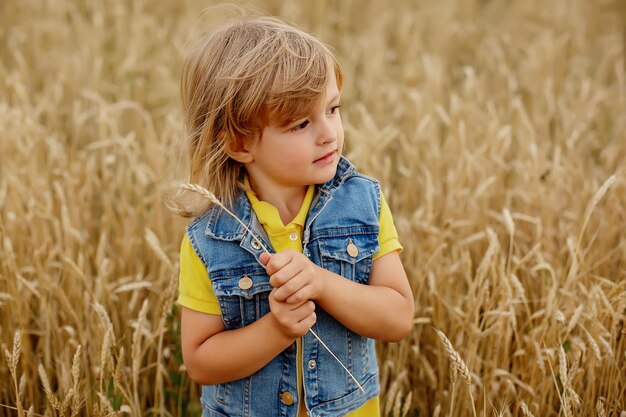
[1,0,625,416]
[596,398,607,417]
[520,401,536,417]
[434,329,472,386]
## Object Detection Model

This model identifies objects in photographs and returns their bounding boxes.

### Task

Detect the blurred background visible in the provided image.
[1,0,625,416]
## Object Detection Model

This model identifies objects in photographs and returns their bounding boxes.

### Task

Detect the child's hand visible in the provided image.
[268,291,316,339]
[260,250,326,304]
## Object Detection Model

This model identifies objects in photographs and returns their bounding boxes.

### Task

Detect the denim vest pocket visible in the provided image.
[200,396,230,417]
[211,266,272,329]
[209,267,271,411]
[318,231,378,284]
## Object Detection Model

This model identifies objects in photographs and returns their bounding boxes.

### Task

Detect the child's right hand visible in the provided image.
[261,252,317,338]
[268,290,316,339]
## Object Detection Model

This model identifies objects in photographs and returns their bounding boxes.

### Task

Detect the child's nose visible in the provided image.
[317,119,337,144]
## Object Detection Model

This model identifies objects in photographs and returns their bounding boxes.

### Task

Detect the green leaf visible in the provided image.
[562,340,571,352]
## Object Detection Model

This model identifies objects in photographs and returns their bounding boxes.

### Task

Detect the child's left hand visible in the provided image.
[260,250,325,304]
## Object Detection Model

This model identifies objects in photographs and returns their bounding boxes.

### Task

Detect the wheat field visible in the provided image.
[1,0,625,416]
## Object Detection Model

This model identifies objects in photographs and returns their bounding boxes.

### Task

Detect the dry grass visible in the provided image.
[1,0,625,416]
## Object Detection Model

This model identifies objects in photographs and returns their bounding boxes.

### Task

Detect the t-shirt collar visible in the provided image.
[244,176,315,229]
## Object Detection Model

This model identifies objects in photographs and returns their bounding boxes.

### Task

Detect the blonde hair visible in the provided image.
[179,16,343,215]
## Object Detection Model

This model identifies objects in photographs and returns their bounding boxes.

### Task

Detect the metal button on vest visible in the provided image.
[308,359,316,370]
[289,231,299,241]
[346,239,359,258]
[280,391,294,406]
[251,239,262,250]
[238,275,253,290]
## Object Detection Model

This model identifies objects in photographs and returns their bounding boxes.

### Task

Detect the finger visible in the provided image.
[294,310,317,335]
[269,289,308,310]
[279,311,316,339]
[269,261,305,289]
[259,252,271,266]
[285,284,312,304]
[273,281,304,303]
[286,269,321,304]
[265,250,295,275]
[288,300,316,324]
[282,266,317,302]
[270,299,316,336]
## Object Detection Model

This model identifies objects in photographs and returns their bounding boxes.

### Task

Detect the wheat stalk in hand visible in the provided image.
[180,183,365,392]
[180,183,271,253]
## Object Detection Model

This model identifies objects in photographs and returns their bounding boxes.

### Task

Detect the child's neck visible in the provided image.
[249,179,308,226]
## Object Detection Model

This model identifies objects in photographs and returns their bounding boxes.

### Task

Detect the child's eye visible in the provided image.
[329,105,341,115]
[290,120,309,132]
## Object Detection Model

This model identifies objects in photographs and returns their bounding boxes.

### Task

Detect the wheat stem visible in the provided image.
[309,329,364,392]
[448,380,457,417]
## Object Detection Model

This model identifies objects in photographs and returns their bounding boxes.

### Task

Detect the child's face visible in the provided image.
[245,70,344,194]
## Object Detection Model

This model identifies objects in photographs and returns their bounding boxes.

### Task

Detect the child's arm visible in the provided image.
[262,250,414,342]
[181,294,316,385]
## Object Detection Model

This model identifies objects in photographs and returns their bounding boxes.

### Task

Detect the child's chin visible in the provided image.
[316,167,338,184]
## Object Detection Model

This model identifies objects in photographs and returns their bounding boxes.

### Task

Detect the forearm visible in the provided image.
[315,268,413,342]
[186,313,293,385]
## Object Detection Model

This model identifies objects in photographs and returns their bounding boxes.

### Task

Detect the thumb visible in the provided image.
[259,252,271,266]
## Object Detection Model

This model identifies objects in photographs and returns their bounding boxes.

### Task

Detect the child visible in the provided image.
[177,16,414,417]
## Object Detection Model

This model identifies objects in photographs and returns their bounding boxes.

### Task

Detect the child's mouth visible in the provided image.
[314,151,336,164]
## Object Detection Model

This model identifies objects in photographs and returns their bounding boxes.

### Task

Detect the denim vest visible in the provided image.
[187,157,381,417]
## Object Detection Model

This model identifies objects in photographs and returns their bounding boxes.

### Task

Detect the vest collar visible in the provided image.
[204,188,255,241]
[318,155,355,196]
[204,156,356,241]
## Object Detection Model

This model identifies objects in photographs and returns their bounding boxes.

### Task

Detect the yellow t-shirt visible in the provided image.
[178,184,402,417]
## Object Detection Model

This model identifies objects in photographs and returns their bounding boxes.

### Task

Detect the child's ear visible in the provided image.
[224,134,255,164]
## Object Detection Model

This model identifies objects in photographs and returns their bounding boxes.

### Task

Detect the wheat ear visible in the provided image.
[180,183,270,253]
[3,330,23,417]
[180,182,364,392]
[434,329,471,384]
[434,329,476,417]
[596,398,606,417]
[520,401,536,417]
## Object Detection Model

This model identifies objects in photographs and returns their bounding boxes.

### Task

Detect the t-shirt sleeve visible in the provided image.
[374,191,403,261]
[177,233,222,315]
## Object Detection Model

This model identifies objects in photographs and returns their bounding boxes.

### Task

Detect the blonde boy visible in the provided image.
[178,16,414,417]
